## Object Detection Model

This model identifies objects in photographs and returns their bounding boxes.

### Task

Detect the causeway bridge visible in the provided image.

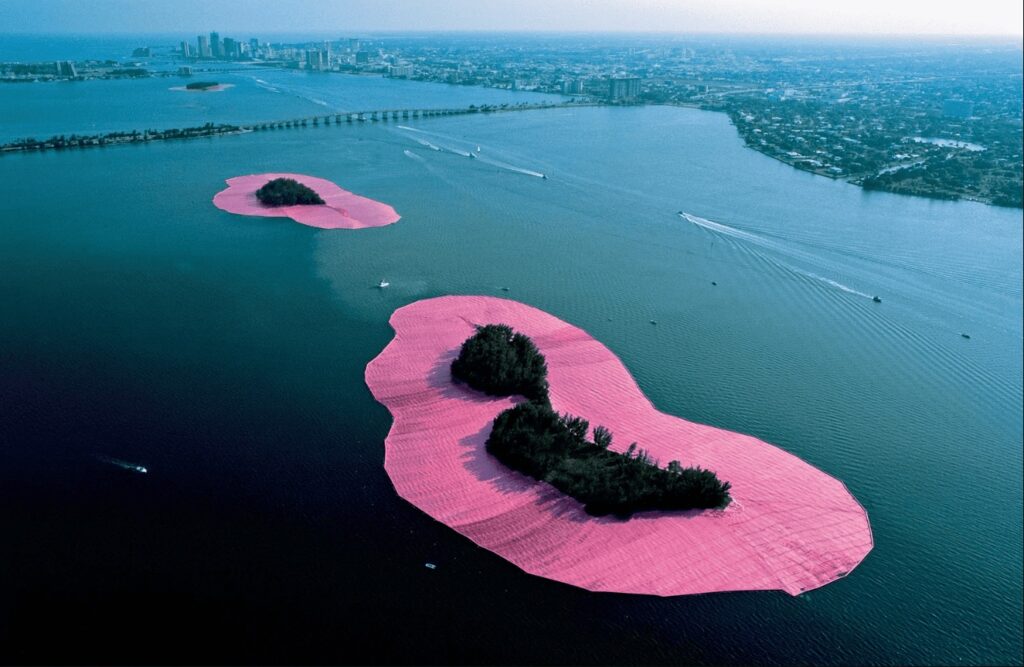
[241,101,577,131]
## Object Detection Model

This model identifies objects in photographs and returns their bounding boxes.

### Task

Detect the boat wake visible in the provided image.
[678,212,875,299]
[96,455,148,474]
[397,126,545,177]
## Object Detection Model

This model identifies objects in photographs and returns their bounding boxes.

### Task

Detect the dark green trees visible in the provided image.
[450,324,549,402]
[451,324,732,518]
[255,178,326,206]
[487,402,731,517]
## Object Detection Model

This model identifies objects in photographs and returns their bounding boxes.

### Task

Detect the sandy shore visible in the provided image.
[365,295,873,596]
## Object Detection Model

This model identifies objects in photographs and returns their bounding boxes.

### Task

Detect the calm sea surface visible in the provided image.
[1,40,1021,666]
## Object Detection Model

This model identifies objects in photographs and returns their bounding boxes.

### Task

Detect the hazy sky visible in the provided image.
[3,0,1022,36]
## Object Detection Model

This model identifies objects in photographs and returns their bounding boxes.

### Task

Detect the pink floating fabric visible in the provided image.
[212,173,400,230]
[365,296,873,596]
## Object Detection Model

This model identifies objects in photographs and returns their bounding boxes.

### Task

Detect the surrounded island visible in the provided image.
[365,296,873,596]
[212,173,401,229]
[185,81,220,90]
[255,177,326,206]
[451,324,731,517]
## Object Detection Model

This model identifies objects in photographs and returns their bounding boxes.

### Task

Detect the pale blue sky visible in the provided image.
[2,0,1022,36]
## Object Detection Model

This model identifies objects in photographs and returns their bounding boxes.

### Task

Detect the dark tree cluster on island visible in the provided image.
[451,324,732,518]
[255,178,326,206]
[185,81,219,90]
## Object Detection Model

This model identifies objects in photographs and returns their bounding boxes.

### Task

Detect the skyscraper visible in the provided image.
[222,37,237,60]
[210,32,221,59]
[305,49,326,71]
[180,40,193,59]
[607,77,641,101]
[197,35,211,59]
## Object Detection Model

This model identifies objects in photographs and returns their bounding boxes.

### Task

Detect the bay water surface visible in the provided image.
[1,60,1021,665]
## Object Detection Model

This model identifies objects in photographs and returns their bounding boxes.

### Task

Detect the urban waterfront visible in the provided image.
[2,56,1021,662]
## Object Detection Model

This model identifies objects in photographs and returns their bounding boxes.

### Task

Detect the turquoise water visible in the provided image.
[1,93,1021,663]
[0,66,561,142]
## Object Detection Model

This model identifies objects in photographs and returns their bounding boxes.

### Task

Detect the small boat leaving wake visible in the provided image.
[678,211,876,300]
[96,455,147,474]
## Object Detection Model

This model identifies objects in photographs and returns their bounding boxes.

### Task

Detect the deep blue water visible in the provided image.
[1,36,1021,666]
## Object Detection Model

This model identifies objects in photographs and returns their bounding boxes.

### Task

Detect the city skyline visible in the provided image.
[2,0,1022,36]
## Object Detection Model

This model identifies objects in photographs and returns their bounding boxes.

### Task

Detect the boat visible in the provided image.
[500,286,510,292]
[425,562,437,570]
[961,333,971,339]
[872,296,882,303]
[475,146,481,152]
[541,174,548,180]
[97,455,148,474]
[377,280,390,288]
[469,152,476,159]
[649,320,658,325]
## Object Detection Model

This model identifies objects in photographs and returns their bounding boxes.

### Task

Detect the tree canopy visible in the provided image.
[450,324,549,402]
[488,402,731,517]
[452,324,731,518]
[255,178,326,206]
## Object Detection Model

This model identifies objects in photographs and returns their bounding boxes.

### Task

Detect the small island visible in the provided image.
[452,324,731,517]
[365,296,873,596]
[212,173,401,229]
[255,177,326,207]
[185,81,220,90]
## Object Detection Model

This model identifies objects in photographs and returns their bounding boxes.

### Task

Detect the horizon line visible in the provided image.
[1,29,1022,39]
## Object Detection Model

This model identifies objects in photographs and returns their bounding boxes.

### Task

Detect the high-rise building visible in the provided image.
[249,38,260,58]
[608,77,641,101]
[55,61,76,77]
[180,41,193,59]
[561,78,585,95]
[348,38,360,52]
[355,51,369,64]
[197,35,211,59]
[210,32,221,59]
[222,37,237,59]
[305,49,326,71]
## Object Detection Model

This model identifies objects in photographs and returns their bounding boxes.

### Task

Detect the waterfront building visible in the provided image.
[249,38,260,58]
[388,64,414,78]
[561,78,585,94]
[348,38,360,52]
[210,32,221,59]
[608,76,641,101]
[355,51,369,64]
[197,35,211,59]
[305,49,327,71]
[55,61,76,77]
[178,66,193,76]
[222,37,238,60]
[180,40,192,59]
